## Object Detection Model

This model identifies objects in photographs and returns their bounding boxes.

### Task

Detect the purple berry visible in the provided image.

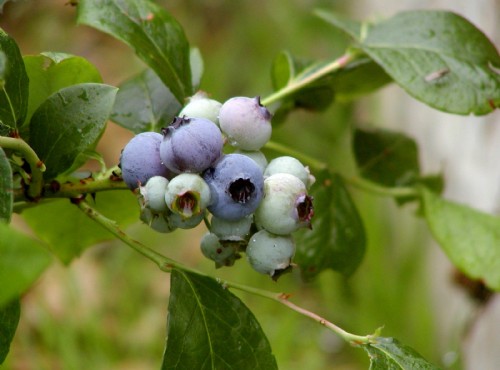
[160,116,223,173]
[218,96,272,150]
[203,154,264,221]
[120,132,171,190]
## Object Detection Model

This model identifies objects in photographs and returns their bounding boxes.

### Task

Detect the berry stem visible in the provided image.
[344,175,419,198]
[261,53,357,107]
[78,200,378,346]
[219,278,377,345]
[0,136,46,199]
[264,140,327,171]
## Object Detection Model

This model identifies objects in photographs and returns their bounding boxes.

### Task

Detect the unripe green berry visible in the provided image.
[165,173,211,218]
[179,91,222,126]
[255,173,313,235]
[210,214,253,242]
[264,156,315,188]
[140,176,169,213]
[246,230,295,276]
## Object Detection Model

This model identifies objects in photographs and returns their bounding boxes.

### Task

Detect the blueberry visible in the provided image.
[246,229,295,277]
[140,176,169,213]
[120,132,172,190]
[234,149,268,174]
[203,153,264,221]
[140,207,177,233]
[218,96,272,150]
[255,173,314,235]
[210,214,253,242]
[164,173,211,218]
[168,210,205,229]
[160,116,223,173]
[179,91,222,126]
[200,232,241,268]
[264,156,315,188]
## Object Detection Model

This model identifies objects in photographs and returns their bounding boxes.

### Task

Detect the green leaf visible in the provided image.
[330,58,392,101]
[364,337,440,369]
[0,299,20,365]
[77,0,192,103]
[0,147,13,223]
[0,28,29,136]
[0,222,52,307]
[22,190,138,264]
[421,189,500,291]
[23,52,102,125]
[0,50,6,82]
[190,47,204,92]
[315,9,363,40]
[270,51,335,124]
[111,69,181,134]
[162,269,278,370]
[353,128,420,188]
[29,83,117,180]
[295,171,366,280]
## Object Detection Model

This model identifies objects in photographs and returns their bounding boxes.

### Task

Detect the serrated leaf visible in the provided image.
[29,83,117,180]
[421,189,500,291]
[0,299,20,365]
[22,190,138,264]
[162,269,278,370]
[0,28,29,136]
[364,337,440,369]
[295,171,366,280]
[111,69,181,134]
[353,128,420,188]
[0,222,52,307]
[77,0,192,103]
[23,52,102,125]
[0,147,13,223]
[360,11,500,115]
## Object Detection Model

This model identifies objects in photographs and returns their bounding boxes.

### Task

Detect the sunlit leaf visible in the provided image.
[23,52,102,124]
[364,337,440,369]
[295,171,366,280]
[29,83,117,180]
[421,189,500,291]
[162,269,278,370]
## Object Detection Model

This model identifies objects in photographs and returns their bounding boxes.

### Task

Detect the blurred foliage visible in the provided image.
[0,1,468,369]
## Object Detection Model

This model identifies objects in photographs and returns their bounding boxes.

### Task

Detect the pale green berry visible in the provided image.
[255,173,313,235]
[246,230,295,276]
[140,176,169,213]
[264,156,315,188]
[179,91,222,126]
[165,173,211,218]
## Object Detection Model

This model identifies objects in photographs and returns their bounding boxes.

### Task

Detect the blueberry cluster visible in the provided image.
[119,93,315,278]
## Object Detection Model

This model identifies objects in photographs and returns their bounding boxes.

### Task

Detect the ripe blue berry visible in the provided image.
[264,156,315,188]
[203,154,264,221]
[164,173,211,218]
[160,116,223,173]
[179,91,222,126]
[120,132,171,190]
[255,173,314,235]
[246,230,295,277]
[234,149,268,173]
[218,96,272,150]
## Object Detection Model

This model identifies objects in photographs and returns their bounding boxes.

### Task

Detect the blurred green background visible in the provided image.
[0,1,480,369]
